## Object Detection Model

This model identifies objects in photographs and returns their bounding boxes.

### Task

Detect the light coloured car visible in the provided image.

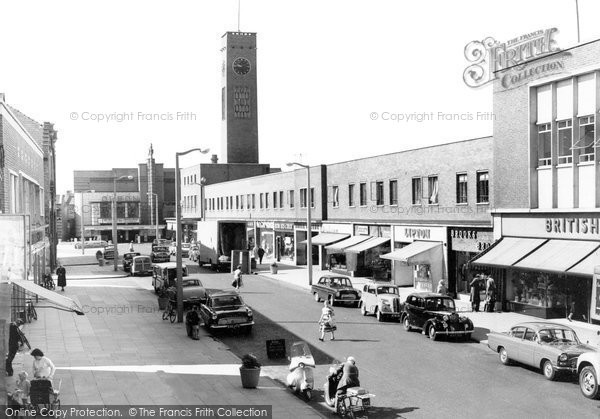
[359,282,401,322]
[577,351,600,399]
[487,322,596,380]
[152,262,188,293]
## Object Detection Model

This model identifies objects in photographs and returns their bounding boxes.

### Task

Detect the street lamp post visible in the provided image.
[113,175,133,271]
[176,148,210,323]
[147,192,159,240]
[80,190,95,255]
[286,162,313,286]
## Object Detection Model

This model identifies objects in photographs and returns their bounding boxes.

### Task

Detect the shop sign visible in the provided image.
[246,221,254,228]
[355,225,369,236]
[274,222,294,232]
[255,221,274,229]
[463,27,560,88]
[502,215,600,240]
[98,218,140,225]
[322,223,353,235]
[450,229,494,252]
[395,225,446,243]
[295,222,321,231]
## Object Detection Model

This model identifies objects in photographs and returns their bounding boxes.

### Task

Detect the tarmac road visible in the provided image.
[196,268,600,419]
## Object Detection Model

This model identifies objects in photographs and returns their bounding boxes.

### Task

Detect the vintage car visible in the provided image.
[74,240,108,249]
[199,291,254,334]
[152,262,188,292]
[577,351,600,399]
[130,256,152,276]
[487,322,596,380]
[359,282,402,322]
[150,245,171,263]
[311,274,361,307]
[103,245,116,260]
[188,245,200,262]
[122,252,141,272]
[152,238,171,247]
[165,278,207,307]
[401,292,474,341]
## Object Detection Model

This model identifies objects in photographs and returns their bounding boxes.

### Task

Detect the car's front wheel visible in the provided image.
[376,309,384,322]
[403,317,412,331]
[580,365,600,399]
[360,303,368,316]
[314,292,321,302]
[542,359,556,381]
[328,295,335,306]
[499,347,510,365]
[428,325,439,341]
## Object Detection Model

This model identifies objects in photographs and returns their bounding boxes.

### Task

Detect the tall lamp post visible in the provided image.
[113,175,133,271]
[147,192,159,240]
[286,162,313,286]
[176,148,210,322]
[80,190,95,255]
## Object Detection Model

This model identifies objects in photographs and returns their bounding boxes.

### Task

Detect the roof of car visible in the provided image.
[132,255,151,260]
[319,274,351,279]
[408,292,450,298]
[367,282,398,287]
[152,262,187,268]
[510,322,576,331]
[209,290,242,298]
[124,252,141,256]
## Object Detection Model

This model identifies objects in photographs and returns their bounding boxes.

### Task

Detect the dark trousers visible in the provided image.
[471,301,480,312]
[5,345,18,376]
[259,256,263,264]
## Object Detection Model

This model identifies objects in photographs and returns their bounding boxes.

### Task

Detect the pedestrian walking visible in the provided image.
[436,279,448,295]
[485,276,496,312]
[56,263,67,292]
[5,319,25,377]
[129,241,134,252]
[257,247,265,264]
[185,306,201,340]
[318,301,336,341]
[232,264,243,290]
[470,275,482,312]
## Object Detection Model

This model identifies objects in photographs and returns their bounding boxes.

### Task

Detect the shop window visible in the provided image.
[428,176,438,205]
[300,188,307,208]
[389,180,398,206]
[575,116,595,163]
[557,120,573,164]
[412,178,422,205]
[476,172,489,203]
[359,183,367,206]
[332,185,339,208]
[279,191,284,208]
[537,123,552,166]
[456,173,467,204]
[289,190,294,208]
[348,184,355,207]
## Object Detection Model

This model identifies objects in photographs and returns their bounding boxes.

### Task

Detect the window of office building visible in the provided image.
[273,192,277,208]
[348,184,355,207]
[252,194,256,209]
[557,120,573,164]
[279,191,284,208]
[389,180,398,206]
[265,192,270,209]
[477,172,489,203]
[412,178,422,205]
[289,190,294,208]
[456,173,467,204]
[537,123,552,166]
[576,116,595,162]
[374,181,384,206]
[300,188,307,208]
[428,176,438,205]
[310,188,315,208]
[332,186,339,208]
[359,183,367,206]
[260,193,264,209]
[236,196,239,209]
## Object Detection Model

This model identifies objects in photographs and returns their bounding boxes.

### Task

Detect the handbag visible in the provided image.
[231,279,238,287]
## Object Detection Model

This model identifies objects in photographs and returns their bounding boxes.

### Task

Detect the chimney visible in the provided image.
[211,154,218,164]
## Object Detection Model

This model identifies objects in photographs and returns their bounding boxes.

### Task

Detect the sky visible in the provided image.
[1,0,599,193]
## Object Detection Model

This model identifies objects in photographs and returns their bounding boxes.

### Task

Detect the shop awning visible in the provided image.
[568,248,600,276]
[11,279,85,315]
[325,235,371,253]
[470,237,547,267]
[344,237,390,254]
[380,241,441,264]
[514,239,600,273]
[299,232,349,246]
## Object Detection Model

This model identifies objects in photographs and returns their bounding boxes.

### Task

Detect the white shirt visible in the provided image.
[33,356,56,379]
[234,269,242,280]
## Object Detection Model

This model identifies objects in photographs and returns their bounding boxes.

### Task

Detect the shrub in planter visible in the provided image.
[270,262,278,274]
[239,354,261,388]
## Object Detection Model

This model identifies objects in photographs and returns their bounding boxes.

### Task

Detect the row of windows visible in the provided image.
[183,174,198,186]
[207,188,315,211]
[330,172,489,207]
[183,195,198,211]
[537,115,596,166]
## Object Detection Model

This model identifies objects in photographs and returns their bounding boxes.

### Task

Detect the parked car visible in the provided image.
[487,322,596,380]
[130,256,152,276]
[74,240,107,249]
[152,238,171,246]
[152,262,188,293]
[311,274,361,307]
[103,245,116,260]
[189,245,200,262]
[359,282,402,322]
[166,278,207,307]
[122,252,141,272]
[150,245,170,263]
[578,351,600,399]
[199,291,254,334]
[401,292,474,341]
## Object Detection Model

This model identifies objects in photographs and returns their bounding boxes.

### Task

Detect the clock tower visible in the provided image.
[221,31,259,164]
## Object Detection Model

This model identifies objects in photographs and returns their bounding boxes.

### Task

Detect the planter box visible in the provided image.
[270,266,278,274]
[239,367,261,388]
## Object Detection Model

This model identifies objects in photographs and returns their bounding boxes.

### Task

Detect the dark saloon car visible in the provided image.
[311,274,361,307]
[150,245,170,263]
[122,252,141,272]
[103,245,116,260]
[401,292,474,341]
[199,291,254,334]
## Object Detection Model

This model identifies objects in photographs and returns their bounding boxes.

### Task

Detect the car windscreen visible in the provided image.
[377,286,398,295]
[425,297,455,311]
[212,296,243,308]
[182,280,201,287]
[538,328,579,344]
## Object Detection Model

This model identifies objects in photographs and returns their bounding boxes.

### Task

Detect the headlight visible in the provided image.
[211,314,218,320]
[443,315,449,321]
[246,308,253,316]
[335,292,340,297]
[558,353,568,362]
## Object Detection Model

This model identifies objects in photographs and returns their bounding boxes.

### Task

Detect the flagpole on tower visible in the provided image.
[237,0,241,32]
[575,0,581,43]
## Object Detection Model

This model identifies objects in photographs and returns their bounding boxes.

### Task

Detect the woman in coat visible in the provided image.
[56,264,66,292]
[469,275,482,312]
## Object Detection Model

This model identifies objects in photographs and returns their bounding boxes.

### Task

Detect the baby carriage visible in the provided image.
[29,378,61,413]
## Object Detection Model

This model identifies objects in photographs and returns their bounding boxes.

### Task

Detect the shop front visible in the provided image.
[274,221,296,262]
[380,225,447,290]
[471,213,600,322]
[294,222,321,266]
[448,227,494,296]
[256,221,275,260]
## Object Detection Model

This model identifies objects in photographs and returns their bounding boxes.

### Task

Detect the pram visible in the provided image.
[29,378,61,413]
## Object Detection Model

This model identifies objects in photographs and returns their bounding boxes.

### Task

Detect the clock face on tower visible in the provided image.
[232,57,251,75]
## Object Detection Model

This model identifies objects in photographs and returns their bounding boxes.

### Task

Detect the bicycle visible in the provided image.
[162,300,177,323]
[26,299,38,323]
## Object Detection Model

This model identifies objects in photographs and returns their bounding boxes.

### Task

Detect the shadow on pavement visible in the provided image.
[472,326,490,342]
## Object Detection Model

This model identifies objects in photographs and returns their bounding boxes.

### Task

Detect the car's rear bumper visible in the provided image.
[333,297,360,304]
[208,321,254,329]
